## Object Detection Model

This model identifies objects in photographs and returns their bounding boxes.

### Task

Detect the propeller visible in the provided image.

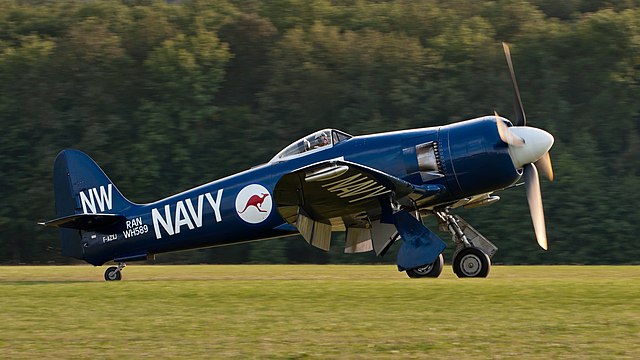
[497,42,555,250]
[535,151,554,182]
[503,42,527,126]
[523,164,547,250]
[495,111,524,147]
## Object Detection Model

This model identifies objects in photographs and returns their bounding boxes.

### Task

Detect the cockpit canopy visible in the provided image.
[269,129,352,163]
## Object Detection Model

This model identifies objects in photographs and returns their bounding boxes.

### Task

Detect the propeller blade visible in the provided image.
[535,151,554,182]
[495,111,525,147]
[523,163,548,250]
[502,42,527,127]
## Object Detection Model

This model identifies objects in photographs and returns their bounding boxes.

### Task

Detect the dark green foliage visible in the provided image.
[0,0,638,264]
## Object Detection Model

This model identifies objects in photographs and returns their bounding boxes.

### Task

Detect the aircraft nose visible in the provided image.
[507,127,554,169]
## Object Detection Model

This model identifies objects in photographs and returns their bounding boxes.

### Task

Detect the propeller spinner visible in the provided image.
[497,43,555,250]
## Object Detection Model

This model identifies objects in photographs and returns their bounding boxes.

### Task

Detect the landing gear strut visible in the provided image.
[435,210,497,278]
[104,262,126,281]
[406,253,444,278]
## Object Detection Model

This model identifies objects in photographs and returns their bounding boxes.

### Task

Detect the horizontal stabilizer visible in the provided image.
[40,213,125,230]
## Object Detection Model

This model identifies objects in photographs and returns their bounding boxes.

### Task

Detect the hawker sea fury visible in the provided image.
[41,43,554,280]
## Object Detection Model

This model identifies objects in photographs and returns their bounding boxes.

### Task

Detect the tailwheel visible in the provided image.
[104,262,125,281]
[406,253,444,278]
[453,248,490,278]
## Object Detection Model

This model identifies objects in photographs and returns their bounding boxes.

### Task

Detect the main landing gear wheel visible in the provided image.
[406,253,444,278]
[453,248,491,278]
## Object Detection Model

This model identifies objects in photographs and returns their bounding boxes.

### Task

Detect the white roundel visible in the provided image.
[235,184,273,224]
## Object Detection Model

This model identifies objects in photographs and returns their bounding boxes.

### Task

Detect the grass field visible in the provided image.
[1,265,639,359]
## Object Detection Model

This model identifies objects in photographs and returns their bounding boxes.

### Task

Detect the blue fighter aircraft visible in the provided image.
[41,43,554,281]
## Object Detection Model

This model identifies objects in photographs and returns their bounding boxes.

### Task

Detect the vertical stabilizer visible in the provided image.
[54,149,133,217]
[51,149,135,259]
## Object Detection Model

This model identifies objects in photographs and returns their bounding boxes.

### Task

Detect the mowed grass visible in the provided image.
[1,265,638,359]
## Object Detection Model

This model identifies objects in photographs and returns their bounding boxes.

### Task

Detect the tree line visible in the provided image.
[1,0,638,264]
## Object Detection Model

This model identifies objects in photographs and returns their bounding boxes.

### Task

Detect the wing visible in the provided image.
[274,159,443,256]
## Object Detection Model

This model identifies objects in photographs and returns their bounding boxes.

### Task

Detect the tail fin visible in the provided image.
[53,149,134,217]
[45,149,135,259]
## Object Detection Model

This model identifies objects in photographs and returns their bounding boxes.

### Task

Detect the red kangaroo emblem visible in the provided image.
[239,193,270,213]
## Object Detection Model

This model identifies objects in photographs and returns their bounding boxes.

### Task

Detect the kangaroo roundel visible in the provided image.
[235,184,272,224]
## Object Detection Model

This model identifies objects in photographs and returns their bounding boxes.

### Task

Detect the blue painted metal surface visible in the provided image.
[45,116,524,267]
[394,210,447,271]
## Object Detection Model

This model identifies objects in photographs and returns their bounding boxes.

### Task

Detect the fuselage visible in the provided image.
[81,116,521,265]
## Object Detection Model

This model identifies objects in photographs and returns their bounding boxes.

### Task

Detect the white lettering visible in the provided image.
[126,217,142,229]
[185,195,204,227]
[79,184,113,214]
[123,224,149,239]
[92,184,113,212]
[174,201,195,234]
[150,189,224,240]
[152,205,174,239]
[349,187,390,202]
[80,190,96,214]
[102,234,117,243]
[323,174,362,191]
[322,174,390,203]
[205,189,224,222]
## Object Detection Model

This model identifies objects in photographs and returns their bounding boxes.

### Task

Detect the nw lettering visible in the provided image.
[80,184,113,214]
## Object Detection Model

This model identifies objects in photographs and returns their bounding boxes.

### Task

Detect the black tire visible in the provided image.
[453,248,491,278]
[104,266,122,281]
[406,253,444,278]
